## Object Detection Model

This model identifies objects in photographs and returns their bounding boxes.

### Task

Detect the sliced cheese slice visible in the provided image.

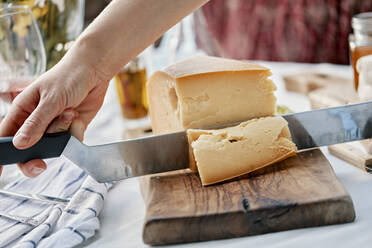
[147,56,276,134]
[187,116,298,186]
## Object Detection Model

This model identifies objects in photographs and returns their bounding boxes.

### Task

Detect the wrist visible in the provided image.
[59,37,111,89]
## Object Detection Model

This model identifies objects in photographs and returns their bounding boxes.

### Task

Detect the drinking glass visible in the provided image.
[0,5,46,118]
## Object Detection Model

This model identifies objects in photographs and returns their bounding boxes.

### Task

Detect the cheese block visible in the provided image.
[187,116,298,186]
[147,56,276,134]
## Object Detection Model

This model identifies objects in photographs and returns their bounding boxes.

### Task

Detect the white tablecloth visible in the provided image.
[76,60,372,248]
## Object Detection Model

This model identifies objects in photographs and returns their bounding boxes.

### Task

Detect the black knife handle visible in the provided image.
[0,132,71,165]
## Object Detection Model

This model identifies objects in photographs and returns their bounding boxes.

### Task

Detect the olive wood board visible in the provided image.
[141,149,355,245]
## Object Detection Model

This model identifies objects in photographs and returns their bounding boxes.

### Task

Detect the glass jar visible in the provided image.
[114,54,149,119]
[349,12,372,90]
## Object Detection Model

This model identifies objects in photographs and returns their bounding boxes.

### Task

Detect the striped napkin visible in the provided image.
[0,157,112,248]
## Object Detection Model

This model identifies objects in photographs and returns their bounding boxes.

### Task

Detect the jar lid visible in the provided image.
[352,12,372,33]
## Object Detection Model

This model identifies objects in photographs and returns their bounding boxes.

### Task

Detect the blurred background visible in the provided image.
[196,0,372,64]
[3,0,372,67]
[1,0,372,144]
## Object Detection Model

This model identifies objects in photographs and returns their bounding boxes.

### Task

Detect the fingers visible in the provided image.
[16,109,77,178]
[47,109,85,141]
[46,109,75,133]
[18,112,85,179]
[18,159,46,178]
[16,114,85,179]
[13,100,62,149]
[0,92,37,138]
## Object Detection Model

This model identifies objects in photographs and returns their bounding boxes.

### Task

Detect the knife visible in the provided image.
[0,101,372,183]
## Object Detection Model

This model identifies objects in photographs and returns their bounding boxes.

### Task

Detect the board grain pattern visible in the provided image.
[142,149,355,245]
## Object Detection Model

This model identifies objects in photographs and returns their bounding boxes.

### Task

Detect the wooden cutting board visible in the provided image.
[142,149,355,245]
[283,72,352,95]
[305,78,372,170]
[284,72,372,170]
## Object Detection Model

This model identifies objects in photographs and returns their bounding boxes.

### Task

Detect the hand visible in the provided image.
[0,0,209,179]
[0,52,110,178]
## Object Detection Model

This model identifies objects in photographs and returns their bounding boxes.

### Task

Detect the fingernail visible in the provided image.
[13,132,30,147]
[30,165,45,177]
[61,111,74,123]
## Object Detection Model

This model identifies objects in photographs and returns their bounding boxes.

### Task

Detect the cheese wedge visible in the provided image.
[187,116,298,186]
[147,56,276,134]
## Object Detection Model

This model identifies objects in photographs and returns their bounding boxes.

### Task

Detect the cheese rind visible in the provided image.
[162,56,270,79]
[147,56,276,134]
[187,116,298,186]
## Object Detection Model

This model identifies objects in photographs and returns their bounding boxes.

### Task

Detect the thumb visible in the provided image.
[13,100,62,149]
[46,109,76,134]
[69,116,86,142]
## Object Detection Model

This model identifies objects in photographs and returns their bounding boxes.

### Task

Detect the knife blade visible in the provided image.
[283,100,372,150]
[0,129,190,183]
[0,100,372,183]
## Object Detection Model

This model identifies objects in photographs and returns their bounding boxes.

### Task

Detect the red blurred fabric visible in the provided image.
[194,0,372,64]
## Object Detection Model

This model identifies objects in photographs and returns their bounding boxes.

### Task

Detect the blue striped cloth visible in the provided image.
[0,157,112,247]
